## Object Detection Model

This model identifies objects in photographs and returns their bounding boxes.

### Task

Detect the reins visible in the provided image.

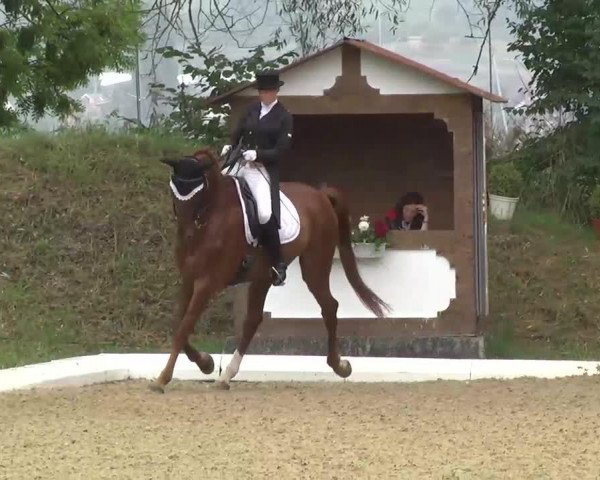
[220,144,301,227]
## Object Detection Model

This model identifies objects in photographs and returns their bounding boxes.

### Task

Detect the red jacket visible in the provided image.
[374,212,395,238]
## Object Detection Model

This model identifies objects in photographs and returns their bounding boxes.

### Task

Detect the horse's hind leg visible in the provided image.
[183,343,214,375]
[177,279,214,374]
[300,251,352,379]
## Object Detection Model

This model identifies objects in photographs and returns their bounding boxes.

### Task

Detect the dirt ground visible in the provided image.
[1,377,600,480]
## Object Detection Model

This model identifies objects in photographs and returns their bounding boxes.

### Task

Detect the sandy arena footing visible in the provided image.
[2,377,600,479]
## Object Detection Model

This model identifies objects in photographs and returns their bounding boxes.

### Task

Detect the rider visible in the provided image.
[221,71,293,286]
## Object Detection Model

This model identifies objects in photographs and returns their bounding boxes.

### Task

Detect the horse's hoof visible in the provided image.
[212,381,231,391]
[149,382,165,394]
[199,354,215,375]
[337,359,352,379]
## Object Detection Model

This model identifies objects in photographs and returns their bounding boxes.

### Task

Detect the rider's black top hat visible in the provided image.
[256,71,284,90]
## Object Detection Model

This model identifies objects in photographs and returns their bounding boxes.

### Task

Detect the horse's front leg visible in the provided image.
[177,278,214,375]
[151,277,214,393]
[214,276,272,390]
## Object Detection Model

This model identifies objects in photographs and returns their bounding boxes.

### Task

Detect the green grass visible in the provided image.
[0,128,231,369]
[505,209,597,243]
[485,316,600,360]
[483,206,600,360]
[2,128,600,367]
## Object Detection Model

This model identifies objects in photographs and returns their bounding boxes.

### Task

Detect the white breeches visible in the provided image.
[223,162,272,224]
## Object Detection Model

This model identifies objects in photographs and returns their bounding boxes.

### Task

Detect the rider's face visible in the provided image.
[258,89,278,105]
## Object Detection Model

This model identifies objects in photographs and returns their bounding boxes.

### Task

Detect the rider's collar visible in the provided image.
[260,99,278,110]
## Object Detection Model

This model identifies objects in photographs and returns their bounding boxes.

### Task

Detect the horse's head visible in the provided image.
[161,150,221,228]
[162,148,220,188]
[160,151,213,178]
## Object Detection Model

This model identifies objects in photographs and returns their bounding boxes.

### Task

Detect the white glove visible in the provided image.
[242,150,257,162]
[221,145,231,156]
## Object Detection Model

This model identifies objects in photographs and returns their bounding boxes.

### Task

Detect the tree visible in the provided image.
[508,0,600,120]
[504,0,600,223]
[143,0,511,140]
[274,0,409,55]
[142,0,410,52]
[153,40,297,142]
[0,0,143,126]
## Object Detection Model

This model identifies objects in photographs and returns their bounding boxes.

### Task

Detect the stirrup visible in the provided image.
[271,264,286,286]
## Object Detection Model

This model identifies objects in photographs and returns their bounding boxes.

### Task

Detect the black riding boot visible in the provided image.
[261,215,287,286]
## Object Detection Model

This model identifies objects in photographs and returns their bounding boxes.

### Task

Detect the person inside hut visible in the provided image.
[385,191,429,231]
[220,71,293,286]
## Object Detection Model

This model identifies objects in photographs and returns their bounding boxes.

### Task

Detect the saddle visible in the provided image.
[228,174,301,286]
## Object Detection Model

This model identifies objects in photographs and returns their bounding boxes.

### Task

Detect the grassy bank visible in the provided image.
[0,129,230,369]
[485,210,600,359]
[1,129,599,368]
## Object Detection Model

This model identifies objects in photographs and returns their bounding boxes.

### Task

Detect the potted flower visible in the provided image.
[588,185,600,239]
[487,161,524,221]
[349,215,388,258]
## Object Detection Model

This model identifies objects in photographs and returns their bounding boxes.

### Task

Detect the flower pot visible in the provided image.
[593,218,600,240]
[489,193,519,221]
[333,243,386,259]
[351,242,386,259]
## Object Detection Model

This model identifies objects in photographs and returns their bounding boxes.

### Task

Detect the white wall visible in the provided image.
[264,249,456,319]
[240,46,464,98]
[360,50,463,95]
[238,48,342,96]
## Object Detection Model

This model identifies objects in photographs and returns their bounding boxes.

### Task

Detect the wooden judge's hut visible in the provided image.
[209,38,506,358]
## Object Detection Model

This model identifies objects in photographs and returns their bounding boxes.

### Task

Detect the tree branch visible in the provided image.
[466,0,503,83]
[44,0,64,18]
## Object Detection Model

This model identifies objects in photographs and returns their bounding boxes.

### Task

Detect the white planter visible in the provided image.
[334,243,386,259]
[489,193,519,221]
[353,242,386,258]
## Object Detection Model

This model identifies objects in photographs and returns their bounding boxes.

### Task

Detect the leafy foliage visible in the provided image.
[508,0,600,120]
[275,0,409,54]
[0,0,143,126]
[152,40,297,143]
[506,117,600,223]
[501,1,600,224]
[488,161,524,198]
[141,0,410,58]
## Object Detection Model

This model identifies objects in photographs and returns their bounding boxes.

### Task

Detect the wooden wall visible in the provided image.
[281,113,454,230]
[224,92,479,339]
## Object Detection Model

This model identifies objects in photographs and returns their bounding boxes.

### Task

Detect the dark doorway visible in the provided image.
[281,113,454,230]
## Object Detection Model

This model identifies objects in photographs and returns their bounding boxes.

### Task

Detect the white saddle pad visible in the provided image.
[231,177,301,247]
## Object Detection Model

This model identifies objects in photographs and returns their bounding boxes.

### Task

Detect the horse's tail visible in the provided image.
[323,187,391,318]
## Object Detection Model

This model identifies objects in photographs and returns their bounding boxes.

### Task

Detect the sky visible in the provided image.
[28,0,529,131]
[185,0,529,105]
[372,0,528,106]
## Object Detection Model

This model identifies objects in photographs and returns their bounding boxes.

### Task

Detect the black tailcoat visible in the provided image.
[230,101,293,226]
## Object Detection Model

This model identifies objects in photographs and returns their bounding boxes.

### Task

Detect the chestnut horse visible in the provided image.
[152,149,389,392]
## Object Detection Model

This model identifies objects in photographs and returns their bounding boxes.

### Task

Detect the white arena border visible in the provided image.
[1,353,600,393]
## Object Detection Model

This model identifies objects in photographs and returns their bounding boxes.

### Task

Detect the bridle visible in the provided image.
[169,173,210,230]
